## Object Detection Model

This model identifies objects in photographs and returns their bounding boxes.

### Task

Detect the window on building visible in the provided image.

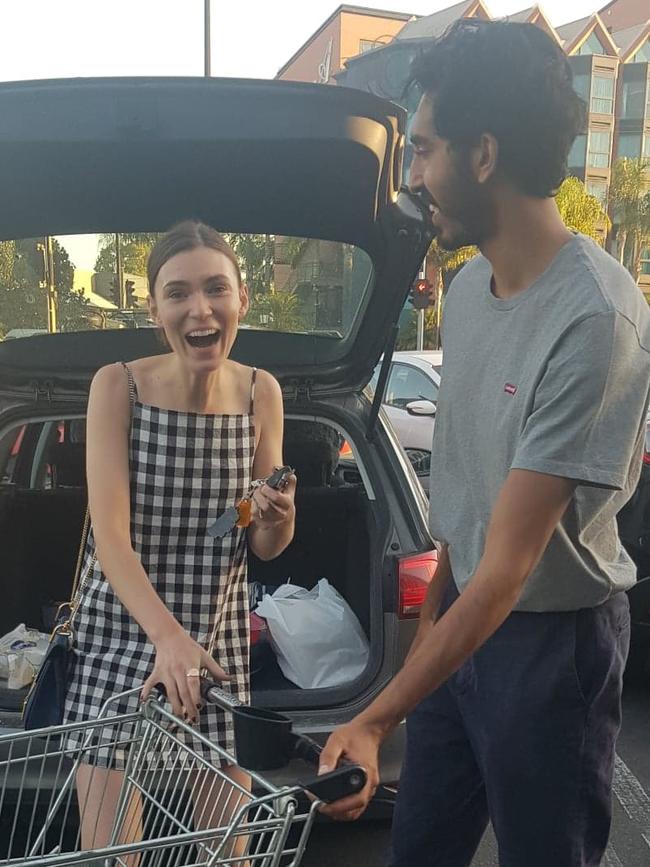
[617,133,642,159]
[631,40,650,64]
[587,130,611,168]
[591,75,614,113]
[577,30,609,56]
[620,79,646,119]
[359,39,382,54]
[586,179,608,205]
[568,133,587,169]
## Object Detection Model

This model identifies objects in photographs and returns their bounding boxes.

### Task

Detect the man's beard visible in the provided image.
[429,168,493,251]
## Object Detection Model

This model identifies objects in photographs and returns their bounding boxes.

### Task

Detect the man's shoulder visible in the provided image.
[566,236,650,346]
[571,235,644,310]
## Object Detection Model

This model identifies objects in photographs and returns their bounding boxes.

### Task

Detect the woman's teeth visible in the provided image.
[186,328,220,348]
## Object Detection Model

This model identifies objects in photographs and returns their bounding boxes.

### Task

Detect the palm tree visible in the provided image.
[610,157,650,282]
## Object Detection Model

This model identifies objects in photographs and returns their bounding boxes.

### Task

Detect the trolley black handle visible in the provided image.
[201,680,367,803]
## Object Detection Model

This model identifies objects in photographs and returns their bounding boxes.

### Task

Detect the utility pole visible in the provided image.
[204,0,211,77]
[416,308,425,351]
[37,237,57,333]
[115,233,126,309]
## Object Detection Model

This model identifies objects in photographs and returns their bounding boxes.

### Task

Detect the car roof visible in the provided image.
[393,350,443,367]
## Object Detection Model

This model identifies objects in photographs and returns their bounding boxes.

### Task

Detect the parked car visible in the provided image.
[0,76,437,844]
[369,350,442,493]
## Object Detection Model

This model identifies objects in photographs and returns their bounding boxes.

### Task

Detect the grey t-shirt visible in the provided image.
[429,234,650,611]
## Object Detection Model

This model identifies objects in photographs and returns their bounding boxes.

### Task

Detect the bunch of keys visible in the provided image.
[207,465,294,540]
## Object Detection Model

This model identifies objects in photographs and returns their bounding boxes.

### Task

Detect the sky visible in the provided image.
[2,0,603,269]
[0,0,604,84]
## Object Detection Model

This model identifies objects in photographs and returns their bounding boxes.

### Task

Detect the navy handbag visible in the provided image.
[23,509,94,730]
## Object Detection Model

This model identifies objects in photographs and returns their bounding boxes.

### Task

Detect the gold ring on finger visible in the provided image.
[186,668,201,678]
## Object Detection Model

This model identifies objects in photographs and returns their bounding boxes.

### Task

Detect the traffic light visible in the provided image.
[411,277,433,310]
[110,276,120,306]
[125,279,136,307]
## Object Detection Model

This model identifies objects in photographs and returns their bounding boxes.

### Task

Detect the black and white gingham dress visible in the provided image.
[63,363,254,767]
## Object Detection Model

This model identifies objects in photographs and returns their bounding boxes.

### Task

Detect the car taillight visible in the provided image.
[398,551,438,618]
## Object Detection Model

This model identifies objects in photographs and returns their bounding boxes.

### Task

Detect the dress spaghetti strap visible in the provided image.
[249,367,257,415]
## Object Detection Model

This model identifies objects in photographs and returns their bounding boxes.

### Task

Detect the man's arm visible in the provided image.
[319,468,576,820]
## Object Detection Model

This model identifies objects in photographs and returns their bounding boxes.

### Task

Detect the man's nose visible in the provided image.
[408,161,423,196]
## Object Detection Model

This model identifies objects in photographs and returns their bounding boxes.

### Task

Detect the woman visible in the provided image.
[63,221,296,860]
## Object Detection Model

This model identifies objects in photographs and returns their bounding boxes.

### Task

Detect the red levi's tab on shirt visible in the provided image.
[504,383,517,395]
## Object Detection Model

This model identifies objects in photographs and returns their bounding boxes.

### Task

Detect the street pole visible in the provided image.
[435,280,443,350]
[204,0,211,77]
[37,237,57,333]
[115,233,126,309]
[416,308,425,351]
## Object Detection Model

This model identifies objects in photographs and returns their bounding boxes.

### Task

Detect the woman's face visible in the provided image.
[150,246,248,374]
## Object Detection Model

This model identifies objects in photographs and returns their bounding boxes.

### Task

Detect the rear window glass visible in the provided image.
[0,233,372,340]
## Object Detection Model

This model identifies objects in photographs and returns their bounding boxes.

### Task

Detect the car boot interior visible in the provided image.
[0,416,377,710]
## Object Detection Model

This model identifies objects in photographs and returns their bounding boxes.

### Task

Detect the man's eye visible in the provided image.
[207,284,228,294]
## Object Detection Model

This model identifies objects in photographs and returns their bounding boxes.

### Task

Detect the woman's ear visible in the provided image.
[148,294,161,326]
[238,283,250,320]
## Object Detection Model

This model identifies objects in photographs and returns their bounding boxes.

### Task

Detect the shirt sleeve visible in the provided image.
[511,310,650,490]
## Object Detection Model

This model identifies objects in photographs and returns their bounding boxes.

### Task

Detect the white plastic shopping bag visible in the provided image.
[255,578,369,689]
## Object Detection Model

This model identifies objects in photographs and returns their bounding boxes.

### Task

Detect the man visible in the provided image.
[319,20,650,866]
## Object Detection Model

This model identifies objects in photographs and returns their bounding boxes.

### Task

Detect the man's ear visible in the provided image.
[472,132,499,185]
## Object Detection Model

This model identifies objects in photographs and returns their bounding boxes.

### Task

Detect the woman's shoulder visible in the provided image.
[91,357,161,401]
[241,364,281,404]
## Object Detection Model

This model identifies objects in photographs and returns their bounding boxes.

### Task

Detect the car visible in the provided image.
[369,350,442,493]
[0,75,437,849]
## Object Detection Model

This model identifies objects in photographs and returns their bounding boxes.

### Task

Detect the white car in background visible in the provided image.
[371,350,441,450]
[370,350,442,493]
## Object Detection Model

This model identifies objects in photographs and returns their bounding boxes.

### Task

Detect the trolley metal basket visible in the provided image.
[0,680,365,866]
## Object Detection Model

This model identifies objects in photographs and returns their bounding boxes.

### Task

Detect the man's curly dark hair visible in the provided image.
[408,19,587,197]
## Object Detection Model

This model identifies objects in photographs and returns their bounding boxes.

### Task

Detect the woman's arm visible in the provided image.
[247,370,296,561]
[86,364,228,718]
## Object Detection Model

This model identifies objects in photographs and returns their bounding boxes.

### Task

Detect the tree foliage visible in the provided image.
[0,238,90,336]
[246,289,309,333]
[610,158,650,282]
[555,176,610,241]
[95,233,161,278]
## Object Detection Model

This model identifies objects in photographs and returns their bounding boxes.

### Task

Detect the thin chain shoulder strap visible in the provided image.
[249,367,257,415]
[120,361,138,410]
[68,362,136,632]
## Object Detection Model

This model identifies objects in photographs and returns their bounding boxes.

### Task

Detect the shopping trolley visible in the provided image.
[0,679,366,866]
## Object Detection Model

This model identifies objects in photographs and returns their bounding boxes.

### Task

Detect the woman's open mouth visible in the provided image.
[185,328,220,348]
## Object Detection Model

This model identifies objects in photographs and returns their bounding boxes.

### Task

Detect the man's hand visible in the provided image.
[317,719,383,821]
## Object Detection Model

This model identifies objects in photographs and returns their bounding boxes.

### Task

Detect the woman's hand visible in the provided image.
[141,626,230,721]
[251,473,296,530]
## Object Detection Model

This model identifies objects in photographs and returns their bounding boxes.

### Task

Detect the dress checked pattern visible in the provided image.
[63,364,255,767]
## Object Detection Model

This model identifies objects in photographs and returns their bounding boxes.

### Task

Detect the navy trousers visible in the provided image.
[389,583,630,867]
